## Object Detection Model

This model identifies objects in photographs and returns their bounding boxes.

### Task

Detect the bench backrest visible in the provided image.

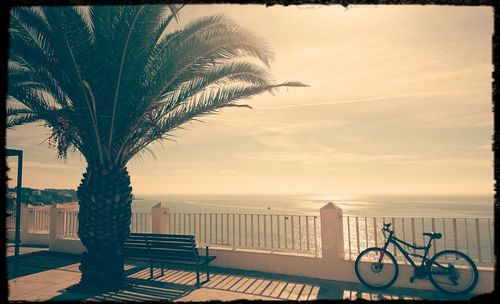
[122,233,200,263]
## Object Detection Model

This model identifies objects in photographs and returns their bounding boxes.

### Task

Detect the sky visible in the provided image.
[6,5,494,196]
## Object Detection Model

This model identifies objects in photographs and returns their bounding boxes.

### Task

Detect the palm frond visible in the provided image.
[6,113,40,129]
[6,107,36,116]
[9,6,307,166]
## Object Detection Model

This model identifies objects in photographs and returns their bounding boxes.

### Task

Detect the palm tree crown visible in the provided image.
[8,5,307,291]
[8,5,306,166]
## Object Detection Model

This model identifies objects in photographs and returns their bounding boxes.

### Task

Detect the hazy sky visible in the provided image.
[6,5,493,196]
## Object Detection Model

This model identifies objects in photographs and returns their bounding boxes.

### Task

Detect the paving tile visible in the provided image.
[342,289,355,300]
[253,279,273,295]
[235,277,257,293]
[269,281,287,298]
[219,275,240,290]
[308,285,320,300]
[229,277,249,291]
[206,274,231,289]
[201,274,222,288]
[298,284,313,301]
[279,282,296,299]
[9,281,55,297]
[261,280,280,296]
[9,293,53,301]
[175,287,274,302]
[289,283,304,300]
[16,269,80,284]
[245,278,265,294]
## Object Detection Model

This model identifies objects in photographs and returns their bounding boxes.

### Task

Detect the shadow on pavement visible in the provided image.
[9,254,481,302]
[323,283,477,301]
[7,250,80,280]
[49,268,196,302]
[190,266,476,301]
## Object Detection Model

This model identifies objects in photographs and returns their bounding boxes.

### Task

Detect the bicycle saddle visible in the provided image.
[423,232,442,239]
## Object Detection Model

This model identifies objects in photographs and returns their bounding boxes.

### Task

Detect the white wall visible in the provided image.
[204,247,494,294]
[24,202,494,295]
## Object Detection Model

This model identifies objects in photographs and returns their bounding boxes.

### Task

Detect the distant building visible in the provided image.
[58,202,79,210]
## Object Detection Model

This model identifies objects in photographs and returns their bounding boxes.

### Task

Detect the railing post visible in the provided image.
[49,204,65,250]
[151,202,170,234]
[320,202,344,260]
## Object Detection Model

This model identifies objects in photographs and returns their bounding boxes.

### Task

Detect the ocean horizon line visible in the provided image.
[132,193,494,200]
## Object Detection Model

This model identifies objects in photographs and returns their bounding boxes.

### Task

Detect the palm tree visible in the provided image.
[7,5,306,291]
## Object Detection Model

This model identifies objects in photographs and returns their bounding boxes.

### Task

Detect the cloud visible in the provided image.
[383,157,491,168]
[236,148,490,169]
[477,144,492,150]
[255,89,485,111]
[199,116,346,150]
[235,150,422,165]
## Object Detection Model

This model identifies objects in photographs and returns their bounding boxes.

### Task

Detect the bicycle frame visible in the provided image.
[379,230,434,269]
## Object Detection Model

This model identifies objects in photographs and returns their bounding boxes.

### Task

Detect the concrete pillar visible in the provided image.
[20,204,31,242]
[320,202,345,260]
[49,205,65,249]
[151,202,170,234]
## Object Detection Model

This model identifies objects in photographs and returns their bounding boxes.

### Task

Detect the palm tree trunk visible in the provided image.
[76,164,133,291]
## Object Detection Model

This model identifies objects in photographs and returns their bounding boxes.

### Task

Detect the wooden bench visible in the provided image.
[122,233,216,286]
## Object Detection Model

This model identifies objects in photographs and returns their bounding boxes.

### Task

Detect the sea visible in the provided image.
[131,194,494,218]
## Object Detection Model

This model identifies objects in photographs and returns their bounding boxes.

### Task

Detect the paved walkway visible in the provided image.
[6,245,481,302]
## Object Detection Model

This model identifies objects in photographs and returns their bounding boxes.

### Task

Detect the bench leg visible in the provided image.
[150,261,153,279]
[206,264,210,282]
[196,268,200,287]
[161,263,164,276]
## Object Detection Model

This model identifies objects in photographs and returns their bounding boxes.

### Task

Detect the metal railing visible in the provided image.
[343,216,494,266]
[130,212,152,233]
[27,209,50,233]
[58,211,152,238]
[169,213,321,256]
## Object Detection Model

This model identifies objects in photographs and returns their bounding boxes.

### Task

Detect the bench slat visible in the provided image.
[145,238,194,244]
[150,256,215,264]
[131,233,195,239]
[122,246,149,253]
[150,255,198,262]
[124,241,148,245]
[149,247,197,255]
[128,237,194,244]
[146,242,196,250]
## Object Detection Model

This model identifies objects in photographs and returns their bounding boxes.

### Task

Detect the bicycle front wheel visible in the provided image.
[355,247,399,290]
[429,250,479,294]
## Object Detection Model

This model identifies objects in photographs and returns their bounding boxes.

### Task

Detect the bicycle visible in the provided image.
[354,222,478,295]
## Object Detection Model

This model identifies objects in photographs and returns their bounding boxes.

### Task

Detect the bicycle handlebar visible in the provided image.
[382,222,392,233]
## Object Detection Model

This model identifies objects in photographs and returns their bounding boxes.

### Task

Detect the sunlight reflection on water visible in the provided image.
[131,194,493,218]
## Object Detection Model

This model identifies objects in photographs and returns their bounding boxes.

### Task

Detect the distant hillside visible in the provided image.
[7,187,78,208]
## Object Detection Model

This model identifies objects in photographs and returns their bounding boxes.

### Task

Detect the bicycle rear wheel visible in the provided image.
[428,250,478,294]
[354,247,399,290]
